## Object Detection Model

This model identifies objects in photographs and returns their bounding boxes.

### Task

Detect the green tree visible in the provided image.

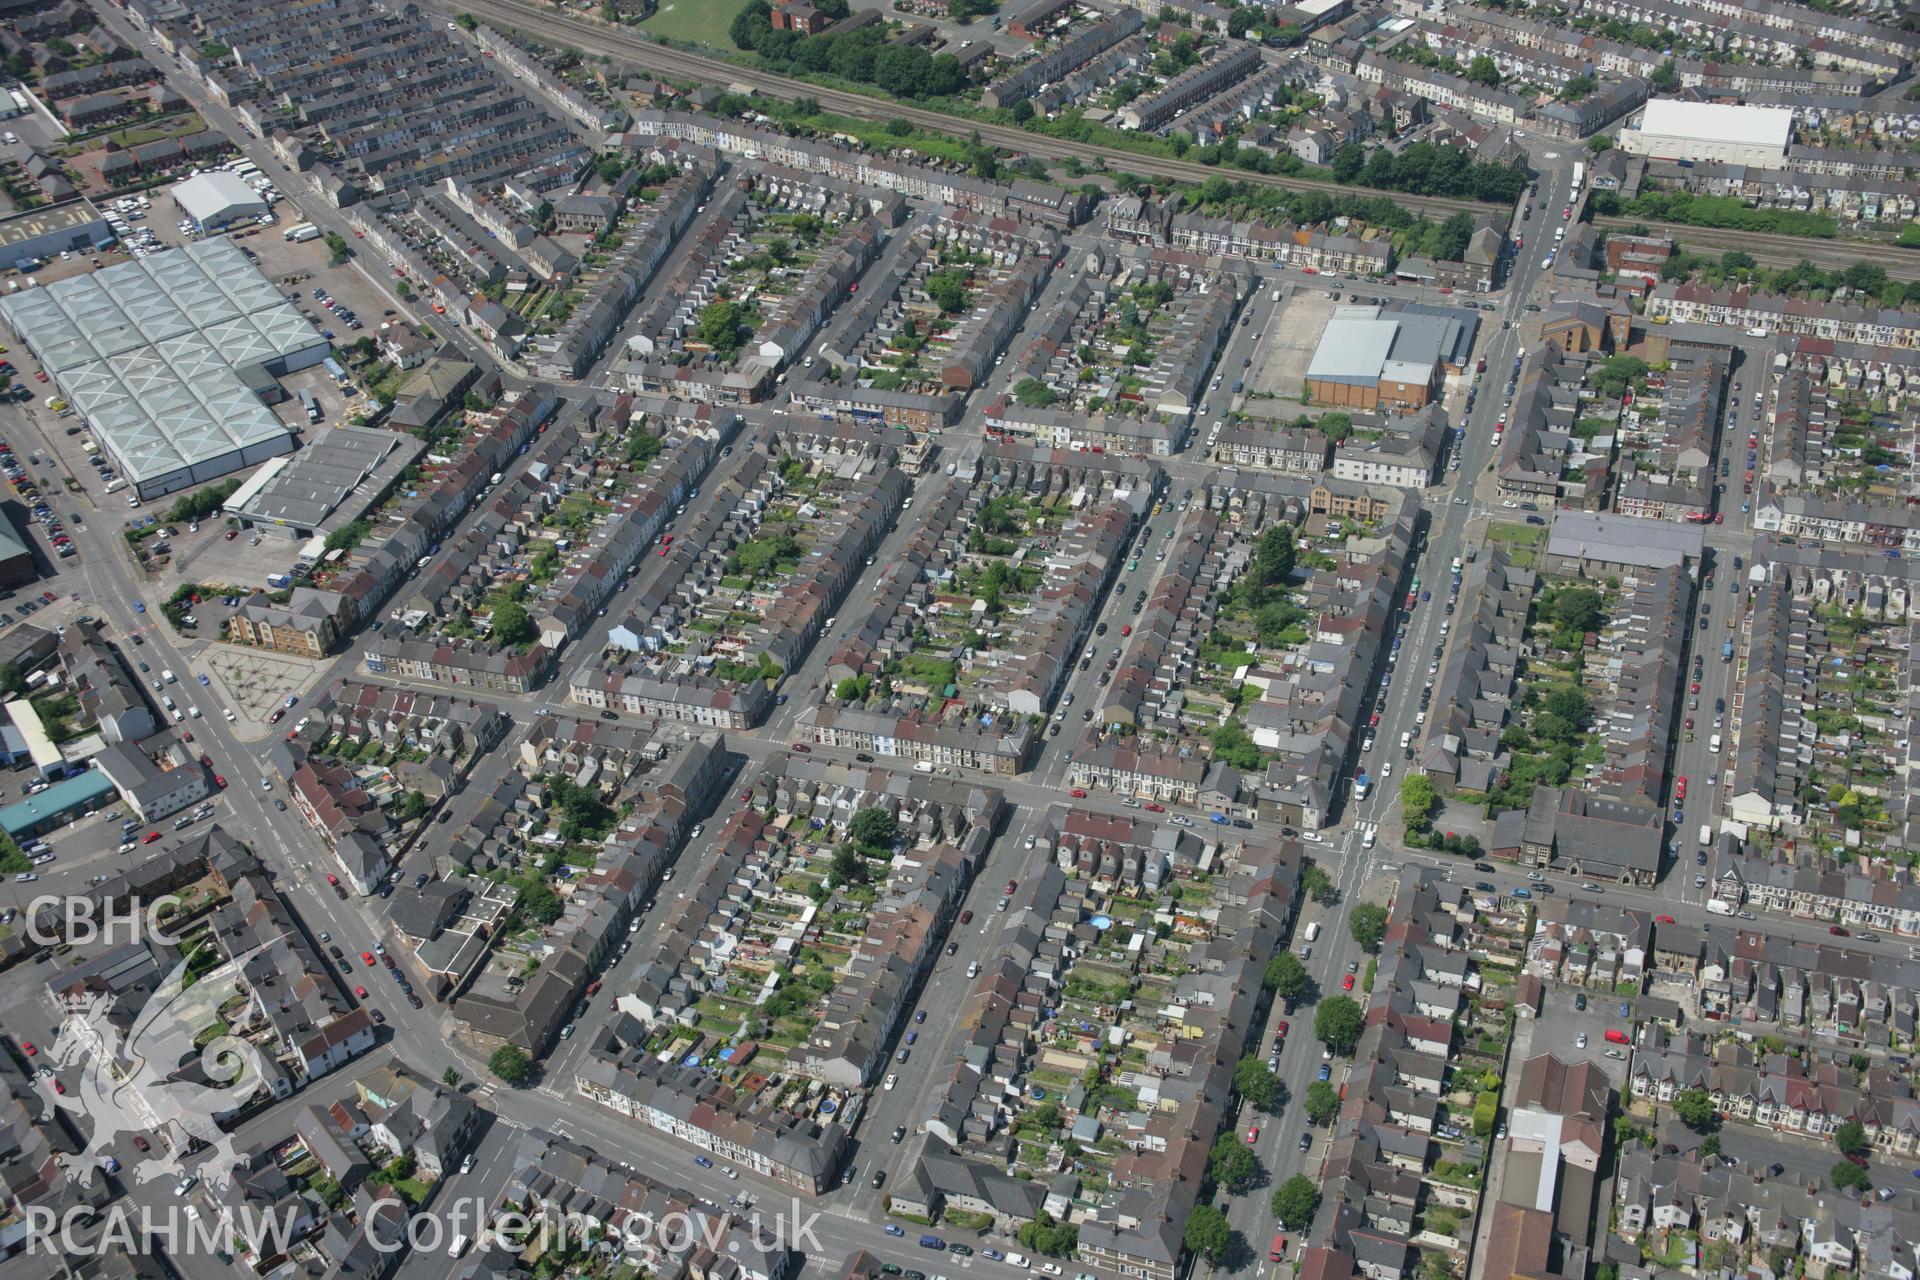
[849,806,897,853]
[1012,377,1058,408]
[1317,413,1352,443]
[1700,1134,1721,1159]
[1465,54,1500,86]
[0,664,22,698]
[325,519,371,552]
[925,269,971,313]
[519,881,563,924]
[1270,1176,1320,1229]
[399,790,429,822]
[1547,587,1604,634]
[454,12,478,29]
[1303,1080,1338,1125]
[1302,865,1336,904]
[1831,1160,1871,1193]
[1010,99,1034,123]
[1265,951,1311,1000]
[1226,7,1256,37]
[730,0,772,48]
[488,1045,533,1086]
[1348,903,1387,952]
[1208,1133,1258,1191]
[1401,774,1438,833]
[1255,526,1296,590]
[1472,1090,1500,1137]
[830,845,870,886]
[491,600,535,646]
[697,300,749,358]
[1314,995,1363,1054]
[1587,134,1614,153]
[0,835,28,875]
[1674,1088,1716,1132]
[1015,1212,1079,1257]
[1234,1057,1279,1110]
[1559,73,1597,100]
[1834,1120,1869,1158]
[1183,1204,1231,1264]
[442,1067,462,1089]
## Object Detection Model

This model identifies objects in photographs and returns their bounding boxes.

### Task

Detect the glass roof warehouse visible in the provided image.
[0,239,324,499]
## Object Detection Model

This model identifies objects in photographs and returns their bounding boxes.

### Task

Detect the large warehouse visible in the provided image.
[1617,99,1793,167]
[0,199,113,268]
[1304,305,1471,412]
[171,171,268,231]
[0,240,323,499]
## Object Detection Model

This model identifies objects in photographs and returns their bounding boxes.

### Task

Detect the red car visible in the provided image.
[791,744,811,753]
[34,370,46,383]
[214,775,226,789]
[1830,925,1850,936]
[1713,513,1724,524]
[1342,974,1356,991]
[960,909,973,925]
[132,1136,149,1153]
[1144,802,1165,813]
[53,1079,64,1094]
[361,951,376,966]
[739,790,753,802]
[1275,1021,1289,1039]
[354,985,368,998]
[1690,681,1701,693]
[1675,777,1687,800]
[1005,879,1018,894]
[20,1042,34,1057]
[1069,788,1087,798]
[142,831,160,844]
[1120,624,1131,636]
[326,873,340,886]
[1246,1125,1260,1143]
[585,979,602,996]
[225,529,239,540]
[1656,915,1675,925]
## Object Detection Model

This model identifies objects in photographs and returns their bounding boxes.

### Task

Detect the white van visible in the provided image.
[913,760,934,773]
[1698,824,1714,847]
[1399,731,1412,749]
[1303,921,1322,943]
[1708,733,1722,754]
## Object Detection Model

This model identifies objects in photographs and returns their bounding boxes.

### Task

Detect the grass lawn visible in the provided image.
[640,0,753,47]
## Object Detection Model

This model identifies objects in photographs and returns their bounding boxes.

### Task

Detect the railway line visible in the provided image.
[450,0,1919,283]
[1595,216,1920,280]
[445,0,1487,218]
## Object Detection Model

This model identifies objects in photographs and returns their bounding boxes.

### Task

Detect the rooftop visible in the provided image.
[1545,511,1705,571]
[1636,98,1793,154]
[0,240,319,484]
[0,198,108,254]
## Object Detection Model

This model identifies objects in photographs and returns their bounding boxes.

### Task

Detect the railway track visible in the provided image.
[449,0,1486,218]
[1594,216,1920,280]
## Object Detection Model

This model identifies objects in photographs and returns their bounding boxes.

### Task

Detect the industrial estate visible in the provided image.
[1,1,1919,1280]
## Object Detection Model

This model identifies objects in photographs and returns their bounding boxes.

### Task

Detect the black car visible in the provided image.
[855,752,874,762]
[598,709,618,721]
[1475,882,1496,892]
[1095,622,1107,636]
[891,1126,906,1144]
[872,1171,888,1189]
[413,873,430,889]
[1574,993,1587,1011]
[328,945,345,958]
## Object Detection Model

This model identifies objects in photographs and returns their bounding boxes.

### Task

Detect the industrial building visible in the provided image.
[223,426,426,541]
[170,171,269,231]
[0,199,113,268]
[0,515,35,589]
[1617,99,1793,167]
[1304,305,1472,412]
[0,240,325,500]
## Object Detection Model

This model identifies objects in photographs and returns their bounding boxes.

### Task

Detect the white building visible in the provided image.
[171,171,268,230]
[1617,99,1793,167]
